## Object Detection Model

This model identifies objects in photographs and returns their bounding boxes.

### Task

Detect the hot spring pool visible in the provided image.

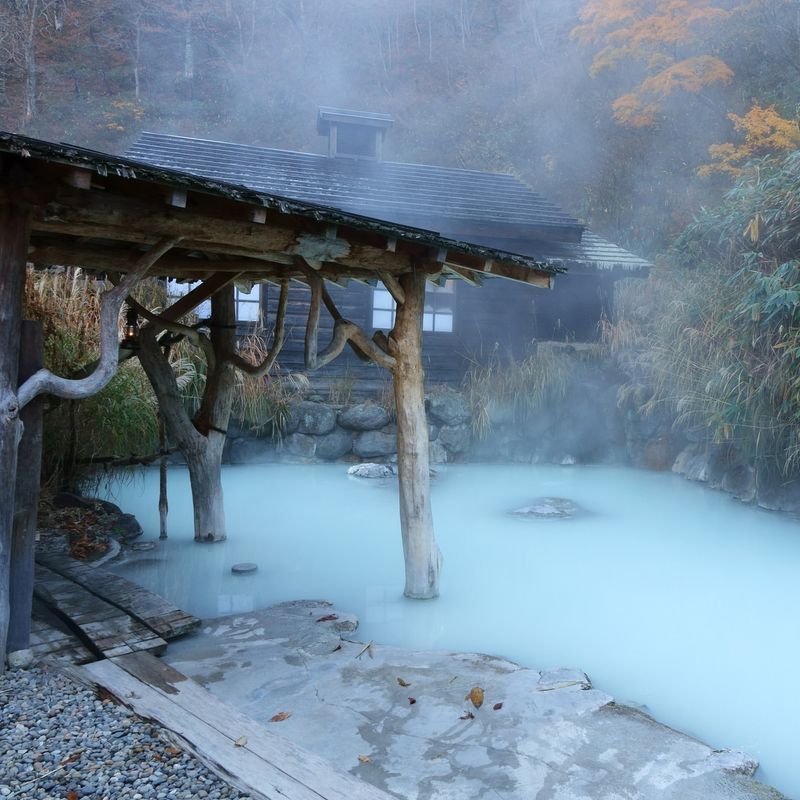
[103,462,800,797]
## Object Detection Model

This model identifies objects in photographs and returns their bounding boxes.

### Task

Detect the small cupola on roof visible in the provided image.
[317,106,394,161]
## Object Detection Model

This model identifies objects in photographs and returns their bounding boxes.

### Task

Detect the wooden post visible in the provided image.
[9,321,43,655]
[0,202,31,670]
[158,414,168,539]
[392,270,442,598]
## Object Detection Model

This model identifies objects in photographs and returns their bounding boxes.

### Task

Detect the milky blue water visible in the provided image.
[103,463,800,797]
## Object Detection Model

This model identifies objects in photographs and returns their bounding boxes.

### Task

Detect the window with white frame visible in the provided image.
[166,280,261,324]
[371,280,455,333]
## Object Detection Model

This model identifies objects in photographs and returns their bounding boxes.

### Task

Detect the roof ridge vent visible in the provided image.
[317,106,394,161]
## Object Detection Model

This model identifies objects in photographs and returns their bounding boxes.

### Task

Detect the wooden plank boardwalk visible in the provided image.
[34,564,168,658]
[83,653,396,800]
[29,598,95,664]
[37,552,201,640]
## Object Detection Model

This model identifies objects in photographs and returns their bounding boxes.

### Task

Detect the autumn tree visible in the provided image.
[700,104,800,176]
[573,0,739,128]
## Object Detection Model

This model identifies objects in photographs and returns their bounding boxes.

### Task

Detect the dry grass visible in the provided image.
[462,342,572,439]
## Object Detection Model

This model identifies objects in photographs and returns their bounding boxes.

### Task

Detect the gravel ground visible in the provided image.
[0,664,252,800]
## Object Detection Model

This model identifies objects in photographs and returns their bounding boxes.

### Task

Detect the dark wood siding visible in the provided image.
[262,273,615,394]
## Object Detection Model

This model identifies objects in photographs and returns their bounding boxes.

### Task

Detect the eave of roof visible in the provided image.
[0,131,565,286]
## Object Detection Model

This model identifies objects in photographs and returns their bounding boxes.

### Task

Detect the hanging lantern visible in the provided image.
[121,305,139,350]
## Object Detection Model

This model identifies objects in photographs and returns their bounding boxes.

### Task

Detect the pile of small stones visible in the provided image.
[0,665,251,799]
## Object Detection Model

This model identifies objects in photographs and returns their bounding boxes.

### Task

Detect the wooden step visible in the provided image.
[34,564,167,658]
[82,653,396,800]
[29,598,95,664]
[37,552,201,640]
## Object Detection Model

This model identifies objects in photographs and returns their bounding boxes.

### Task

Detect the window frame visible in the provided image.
[371,279,456,334]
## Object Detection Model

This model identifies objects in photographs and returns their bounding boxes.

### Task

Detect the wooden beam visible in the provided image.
[65,168,92,190]
[447,258,552,288]
[444,265,483,286]
[27,240,279,278]
[82,653,395,800]
[33,189,419,274]
[377,271,405,304]
[8,321,43,655]
[0,202,32,671]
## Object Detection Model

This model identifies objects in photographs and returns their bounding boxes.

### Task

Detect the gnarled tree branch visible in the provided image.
[223,280,288,377]
[18,237,181,409]
[123,293,216,374]
[302,266,395,371]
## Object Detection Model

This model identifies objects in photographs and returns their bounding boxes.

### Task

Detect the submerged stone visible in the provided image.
[347,463,395,479]
[510,497,582,519]
[231,562,258,574]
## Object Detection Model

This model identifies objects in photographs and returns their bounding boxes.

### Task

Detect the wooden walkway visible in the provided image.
[33,554,200,660]
[37,552,200,640]
[83,652,395,800]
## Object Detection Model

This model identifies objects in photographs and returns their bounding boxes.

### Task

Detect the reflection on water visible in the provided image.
[103,462,800,797]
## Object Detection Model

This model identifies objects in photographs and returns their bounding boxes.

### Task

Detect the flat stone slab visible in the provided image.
[511,496,582,519]
[165,601,784,800]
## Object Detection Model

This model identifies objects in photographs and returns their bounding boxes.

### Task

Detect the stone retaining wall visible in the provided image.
[222,356,800,514]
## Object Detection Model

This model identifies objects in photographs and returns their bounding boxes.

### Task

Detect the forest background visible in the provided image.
[6,0,800,485]
[3,0,798,253]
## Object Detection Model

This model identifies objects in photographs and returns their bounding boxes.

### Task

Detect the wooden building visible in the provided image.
[127,108,650,390]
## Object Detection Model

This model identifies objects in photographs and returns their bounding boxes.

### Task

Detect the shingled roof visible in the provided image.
[126,132,650,273]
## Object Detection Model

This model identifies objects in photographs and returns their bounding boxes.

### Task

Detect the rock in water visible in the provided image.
[232,562,258,575]
[511,497,581,519]
[347,463,395,479]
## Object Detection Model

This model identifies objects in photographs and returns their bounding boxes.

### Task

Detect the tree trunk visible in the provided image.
[9,321,43,656]
[0,204,30,670]
[185,433,226,542]
[391,271,442,599]
[137,286,236,543]
[158,414,168,539]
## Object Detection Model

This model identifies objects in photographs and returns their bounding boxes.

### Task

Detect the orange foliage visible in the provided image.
[700,104,800,176]
[574,1,740,127]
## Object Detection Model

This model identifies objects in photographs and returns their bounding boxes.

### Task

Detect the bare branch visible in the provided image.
[124,294,216,374]
[223,280,288,377]
[302,267,395,371]
[17,237,181,409]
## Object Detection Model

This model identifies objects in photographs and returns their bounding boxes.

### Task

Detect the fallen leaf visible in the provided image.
[408,696,417,705]
[465,686,485,709]
[64,752,82,765]
[357,754,372,764]
[459,711,475,720]
[316,614,339,623]
[164,746,182,757]
[234,735,247,747]
[66,792,79,800]
[270,711,292,723]
[397,677,411,687]
[493,702,504,711]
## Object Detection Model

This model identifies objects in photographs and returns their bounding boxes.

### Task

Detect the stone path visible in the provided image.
[164,601,786,800]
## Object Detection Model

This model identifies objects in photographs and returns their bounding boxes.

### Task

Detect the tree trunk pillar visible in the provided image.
[0,203,30,670]
[186,434,227,542]
[9,321,43,655]
[392,271,442,599]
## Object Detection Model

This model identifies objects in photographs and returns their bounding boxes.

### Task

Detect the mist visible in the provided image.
[4,0,796,255]
[6,1,800,798]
